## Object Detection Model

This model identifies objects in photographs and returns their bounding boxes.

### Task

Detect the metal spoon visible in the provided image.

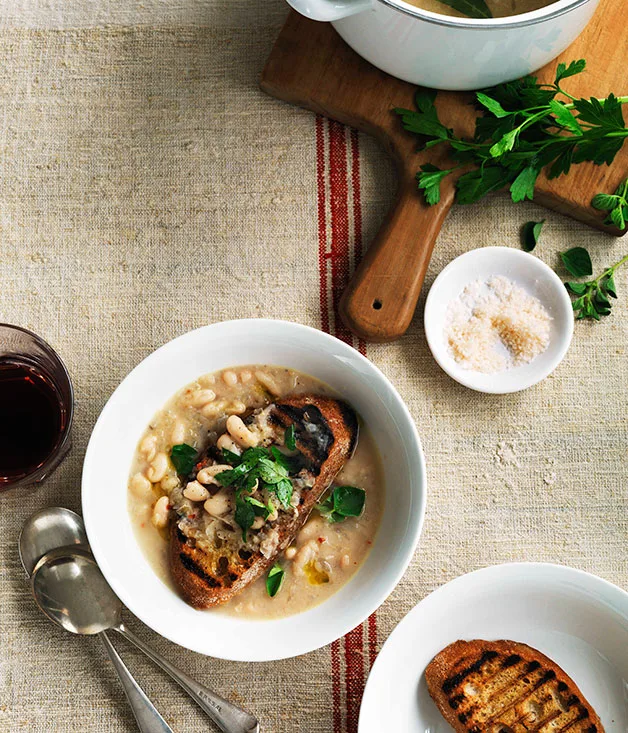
[31,547,260,733]
[20,514,173,733]
[18,506,88,575]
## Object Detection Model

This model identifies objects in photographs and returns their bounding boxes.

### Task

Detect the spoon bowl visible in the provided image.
[32,546,122,635]
[19,507,88,576]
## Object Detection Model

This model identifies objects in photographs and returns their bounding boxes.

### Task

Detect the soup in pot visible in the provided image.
[404,0,557,19]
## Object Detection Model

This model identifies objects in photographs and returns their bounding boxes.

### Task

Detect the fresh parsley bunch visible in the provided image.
[395,60,628,208]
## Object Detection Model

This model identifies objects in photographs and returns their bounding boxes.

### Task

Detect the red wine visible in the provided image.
[0,359,64,480]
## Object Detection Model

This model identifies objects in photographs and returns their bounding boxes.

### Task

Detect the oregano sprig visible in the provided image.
[394,60,628,209]
[592,177,628,229]
[562,248,628,320]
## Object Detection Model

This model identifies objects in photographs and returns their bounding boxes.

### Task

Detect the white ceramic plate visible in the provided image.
[424,247,574,393]
[359,563,628,732]
[82,319,426,661]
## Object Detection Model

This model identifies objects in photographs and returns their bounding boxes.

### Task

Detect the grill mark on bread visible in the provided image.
[442,650,499,694]
[426,640,605,733]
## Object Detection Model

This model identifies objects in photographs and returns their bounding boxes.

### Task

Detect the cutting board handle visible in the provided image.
[339,175,454,342]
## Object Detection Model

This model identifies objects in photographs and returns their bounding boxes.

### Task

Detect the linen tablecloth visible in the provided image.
[0,1,626,730]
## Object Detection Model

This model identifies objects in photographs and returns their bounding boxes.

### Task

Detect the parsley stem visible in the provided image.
[563,95,628,109]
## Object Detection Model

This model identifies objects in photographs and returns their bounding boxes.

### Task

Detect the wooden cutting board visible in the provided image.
[260,4,628,342]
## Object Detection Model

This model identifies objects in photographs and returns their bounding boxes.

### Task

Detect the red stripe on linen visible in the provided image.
[327,119,354,346]
[350,129,367,357]
[316,115,330,335]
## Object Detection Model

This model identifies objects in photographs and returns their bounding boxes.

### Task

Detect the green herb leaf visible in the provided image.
[333,486,366,517]
[566,281,587,295]
[270,446,302,474]
[549,99,583,136]
[605,274,617,298]
[560,247,593,277]
[234,501,255,542]
[170,443,197,475]
[591,193,617,211]
[245,496,271,518]
[510,166,541,203]
[435,0,492,18]
[284,424,296,451]
[416,164,452,206]
[266,563,285,598]
[476,93,510,118]
[591,178,628,229]
[554,59,586,84]
[221,448,242,466]
[257,457,288,484]
[317,486,366,523]
[521,219,545,251]
[274,478,293,509]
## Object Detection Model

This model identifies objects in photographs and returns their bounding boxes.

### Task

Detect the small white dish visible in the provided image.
[424,247,574,394]
[359,562,628,733]
[82,319,426,661]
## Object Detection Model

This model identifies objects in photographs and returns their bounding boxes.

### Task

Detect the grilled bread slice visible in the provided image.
[426,640,604,733]
[170,394,358,608]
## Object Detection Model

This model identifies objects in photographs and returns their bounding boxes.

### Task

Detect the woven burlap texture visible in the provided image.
[0,7,626,732]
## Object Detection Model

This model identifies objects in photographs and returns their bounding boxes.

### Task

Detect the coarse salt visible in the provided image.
[444,275,551,373]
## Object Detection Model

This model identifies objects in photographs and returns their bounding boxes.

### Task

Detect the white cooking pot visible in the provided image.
[284,0,599,90]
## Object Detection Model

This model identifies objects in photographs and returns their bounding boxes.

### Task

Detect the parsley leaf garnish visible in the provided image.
[212,442,298,538]
[317,486,366,523]
[395,61,628,207]
[170,443,197,475]
[266,563,285,598]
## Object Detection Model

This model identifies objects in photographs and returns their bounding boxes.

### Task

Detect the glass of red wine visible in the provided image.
[0,324,73,492]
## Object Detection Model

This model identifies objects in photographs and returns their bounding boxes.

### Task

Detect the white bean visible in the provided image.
[285,546,297,560]
[216,434,241,453]
[197,464,232,484]
[240,370,253,383]
[139,434,157,462]
[183,481,210,502]
[252,516,265,530]
[151,495,170,528]
[254,370,282,396]
[160,475,180,492]
[200,399,228,418]
[228,400,246,415]
[190,389,216,408]
[222,370,238,387]
[171,419,186,445]
[129,472,153,500]
[146,452,168,483]
[340,554,351,569]
[204,490,231,517]
[226,415,258,448]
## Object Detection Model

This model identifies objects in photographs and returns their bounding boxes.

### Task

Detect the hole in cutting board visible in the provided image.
[372,299,382,310]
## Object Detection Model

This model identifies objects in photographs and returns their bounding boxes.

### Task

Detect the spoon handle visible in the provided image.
[115,625,260,733]
[100,632,175,733]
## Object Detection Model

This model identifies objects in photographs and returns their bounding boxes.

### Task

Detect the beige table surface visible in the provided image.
[0,1,626,731]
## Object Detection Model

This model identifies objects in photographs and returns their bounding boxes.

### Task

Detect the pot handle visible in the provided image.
[285,0,371,22]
